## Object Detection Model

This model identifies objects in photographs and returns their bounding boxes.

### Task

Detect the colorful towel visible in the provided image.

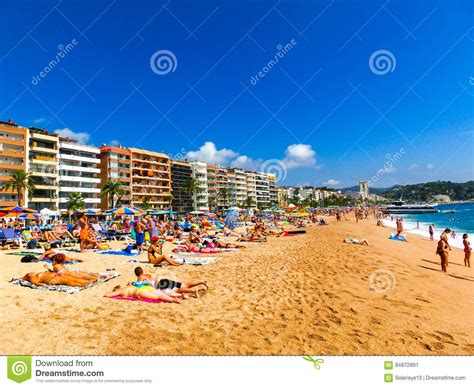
[172,256,219,266]
[100,250,139,257]
[9,271,119,294]
[389,233,407,242]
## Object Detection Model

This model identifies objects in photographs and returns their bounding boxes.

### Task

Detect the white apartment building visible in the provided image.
[255,172,270,209]
[26,128,60,211]
[190,161,209,211]
[245,171,257,208]
[233,168,247,205]
[267,173,278,206]
[58,140,101,212]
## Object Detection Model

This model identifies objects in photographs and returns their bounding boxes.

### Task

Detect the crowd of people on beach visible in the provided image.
[2,204,471,303]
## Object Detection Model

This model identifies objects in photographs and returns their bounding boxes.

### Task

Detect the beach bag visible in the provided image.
[27,239,38,249]
[21,254,39,263]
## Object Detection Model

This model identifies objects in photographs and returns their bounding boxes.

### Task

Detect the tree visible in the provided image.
[2,170,35,206]
[100,180,125,208]
[244,196,255,209]
[66,192,85,212]
[141,197,152,210]
[216,187,229,210]
[164,194,175,212]
[182,178,201,211]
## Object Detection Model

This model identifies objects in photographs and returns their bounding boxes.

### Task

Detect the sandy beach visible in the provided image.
[1,216,473,356]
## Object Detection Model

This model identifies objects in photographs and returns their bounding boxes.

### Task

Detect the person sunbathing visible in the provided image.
[41,253,107,283]
[172,241,222,254]
[22,266,100,287]
[39,247,83,263]
[135,267,208,298]
[344,237,370,246]
[148,236,182,266]
[208,238,246,249]
[105,284,182,303]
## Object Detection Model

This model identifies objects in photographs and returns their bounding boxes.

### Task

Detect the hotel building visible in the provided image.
[129,148,172,209]
[0,120,27,206]
[216,167,228,210]
[255,172,270,209]
[190,161,209,211]
[27,128,59,211]
[206,165,218,211]
[171,160,193,211]
[245,171,257,208]
[58,139,101,212]
[230,168,247,206]
[99,145,132,209]
[268,174,278,207]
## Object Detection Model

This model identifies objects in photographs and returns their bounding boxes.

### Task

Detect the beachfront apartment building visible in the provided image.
[171,160,193,211]
[245,171,257,208]
[27,128,59,211]
[226,169,236,206]
[206,164,218,211]
[58,140,101,212]
[190,161,209,211]
[129,148,172,210]
[255,172,270,209]
[99,145,132,209]
[268,174,278,207]
[216,167,228,210]
[0,120,27,206]
[232,168,247,206]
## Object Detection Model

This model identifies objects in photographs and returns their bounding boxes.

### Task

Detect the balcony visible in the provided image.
[59,187,100,193]
[30,145,58,154]
[59,153,100,164]
[59,164,100,173]
[59,175,100,184]
[0,162,23,170]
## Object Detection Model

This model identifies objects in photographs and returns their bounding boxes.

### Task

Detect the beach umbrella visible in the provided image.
[19,213,39,219]
[75,209,102,216]
[40,208,58,216]
[0,206,38,214]
[106,206,144,215]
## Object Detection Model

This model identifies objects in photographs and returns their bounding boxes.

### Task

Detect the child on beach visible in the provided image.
[463,234,471,267]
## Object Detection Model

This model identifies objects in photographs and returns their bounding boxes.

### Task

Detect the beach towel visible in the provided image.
[107,295,165,303]
[100,250,139,257]
[9,271,119,294]
[171,256,219,265]
[389,233,407,242]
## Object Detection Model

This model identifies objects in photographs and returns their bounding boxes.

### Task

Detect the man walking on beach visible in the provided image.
[429,224,434,241]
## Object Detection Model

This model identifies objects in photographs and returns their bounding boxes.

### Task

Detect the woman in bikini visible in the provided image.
[148,236,182,266]
[463,233,471,267]
[39,246,83,263]
[436,234,450,273]
[105,284,182,303]
[172,241,221,254]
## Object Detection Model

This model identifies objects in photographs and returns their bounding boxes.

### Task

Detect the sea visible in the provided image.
[383,202,474,249]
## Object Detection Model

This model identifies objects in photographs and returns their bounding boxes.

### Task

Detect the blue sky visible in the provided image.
[1,0,473,187]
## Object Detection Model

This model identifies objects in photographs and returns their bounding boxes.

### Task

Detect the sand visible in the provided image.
[0,217,473,355]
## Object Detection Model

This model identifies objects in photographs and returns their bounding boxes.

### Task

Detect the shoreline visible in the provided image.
[0,216,472,355]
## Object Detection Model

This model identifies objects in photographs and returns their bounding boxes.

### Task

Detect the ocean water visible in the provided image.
[382,202,474,249]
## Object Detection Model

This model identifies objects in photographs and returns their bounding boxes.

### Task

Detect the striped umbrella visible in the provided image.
[75,209,102,216]
[0,206,38,214]
[19,213,40,219]
[106,206,144,215]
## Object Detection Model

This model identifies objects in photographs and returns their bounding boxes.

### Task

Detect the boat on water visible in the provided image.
[380,200,439,214]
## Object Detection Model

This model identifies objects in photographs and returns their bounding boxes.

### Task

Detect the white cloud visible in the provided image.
[426,163,434,169]
[324,179,341,186]
[184,141,237,165]
[230,155,262,170]
[282,144,317,169]
[54,128,90,144]
[408,163,419,170]
[383,165,397,174]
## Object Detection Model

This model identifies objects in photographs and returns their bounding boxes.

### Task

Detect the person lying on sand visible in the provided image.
[42,254,110,283]
[172,241,222,254]
[105,284,181,303]
[344,237,370,246]
[207,238,246,249]
[148,236,182,266]
[134,267,209,298]
[39,245,83,263]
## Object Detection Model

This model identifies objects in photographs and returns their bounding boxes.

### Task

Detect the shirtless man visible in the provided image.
[148,236,182,266]
[105,284,181,303]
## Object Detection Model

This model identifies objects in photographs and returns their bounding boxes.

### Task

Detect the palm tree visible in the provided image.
[216,187,229,212]
[244,196,255,209]
[164,194,175,212]
[100,180,125,209]
[182,178,201,211]
[66,192,85,212]
[2,170,35,206]
[141,197,152,210]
